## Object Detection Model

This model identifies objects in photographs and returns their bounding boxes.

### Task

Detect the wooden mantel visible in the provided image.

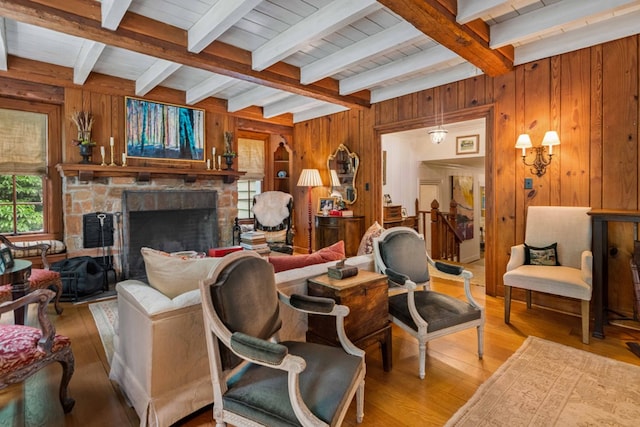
[56,163,245,184]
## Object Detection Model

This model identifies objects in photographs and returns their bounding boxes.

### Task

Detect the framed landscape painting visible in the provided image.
[456,134,479,155]
[125,97,205,162]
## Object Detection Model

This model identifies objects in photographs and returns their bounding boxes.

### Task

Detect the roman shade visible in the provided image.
[0,109,47,175]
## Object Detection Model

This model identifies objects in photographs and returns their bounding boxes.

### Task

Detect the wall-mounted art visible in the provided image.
[456,134,479,155]
[125,97,205,162]
[451,175,474,240]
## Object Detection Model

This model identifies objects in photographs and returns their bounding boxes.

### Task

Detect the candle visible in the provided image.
[212,147,216,158]
[110,137,114,147]
[206,159,211,169]
[100,146,105,157]
[122,153,126,165]
[218,155,221,169]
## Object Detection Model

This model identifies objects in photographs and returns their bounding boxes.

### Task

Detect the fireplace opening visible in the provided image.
[122,190,218,280]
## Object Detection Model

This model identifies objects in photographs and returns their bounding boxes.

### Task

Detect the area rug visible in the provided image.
[88,298,117,365]
[446,336,640,426]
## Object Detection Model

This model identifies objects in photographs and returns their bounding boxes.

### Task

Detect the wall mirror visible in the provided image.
[327,143,359,205]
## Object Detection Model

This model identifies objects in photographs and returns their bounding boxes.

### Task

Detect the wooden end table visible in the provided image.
[307,270,392,372]
[1,259,32,325]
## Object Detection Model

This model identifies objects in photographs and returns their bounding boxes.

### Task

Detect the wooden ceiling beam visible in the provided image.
[0,0,370,109]
[377,0,513,77]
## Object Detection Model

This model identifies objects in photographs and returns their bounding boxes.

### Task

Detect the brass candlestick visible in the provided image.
[109,144,116,166]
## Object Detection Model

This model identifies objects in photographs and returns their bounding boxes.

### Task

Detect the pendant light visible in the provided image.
[429,96,448,144]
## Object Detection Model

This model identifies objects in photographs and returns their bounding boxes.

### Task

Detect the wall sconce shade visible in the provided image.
[516,131,560,177]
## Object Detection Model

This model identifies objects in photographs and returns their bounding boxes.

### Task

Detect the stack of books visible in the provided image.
[240,231,270,254]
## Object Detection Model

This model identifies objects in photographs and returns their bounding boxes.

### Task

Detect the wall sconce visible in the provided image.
[515,131,560,177]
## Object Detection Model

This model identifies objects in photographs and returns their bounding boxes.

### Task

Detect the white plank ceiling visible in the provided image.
[1,0,640,123]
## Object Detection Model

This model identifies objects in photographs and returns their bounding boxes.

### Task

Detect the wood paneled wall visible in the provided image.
[293,34,640,318]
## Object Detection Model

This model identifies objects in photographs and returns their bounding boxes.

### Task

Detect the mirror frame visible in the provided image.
[327,143,359,205]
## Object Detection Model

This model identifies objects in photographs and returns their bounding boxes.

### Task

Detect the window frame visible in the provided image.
[0,98,63,240]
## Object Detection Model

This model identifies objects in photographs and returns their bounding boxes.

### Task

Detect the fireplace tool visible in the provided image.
[83,212,116,288]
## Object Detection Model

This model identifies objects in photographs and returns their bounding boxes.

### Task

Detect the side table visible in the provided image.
[307,270,392,372]
[1,259,32,325]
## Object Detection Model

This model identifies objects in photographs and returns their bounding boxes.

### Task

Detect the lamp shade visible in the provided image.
[541,131,560,147]
[515,134,532,149]
[297,168,323,187]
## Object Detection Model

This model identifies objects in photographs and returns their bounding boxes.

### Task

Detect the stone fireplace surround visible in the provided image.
[61,175,238,280]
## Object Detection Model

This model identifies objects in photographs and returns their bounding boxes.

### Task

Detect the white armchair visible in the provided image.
[503,206,592,344]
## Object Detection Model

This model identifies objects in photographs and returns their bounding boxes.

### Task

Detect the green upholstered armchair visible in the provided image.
[373,226,484,380]
[199,251,365,426]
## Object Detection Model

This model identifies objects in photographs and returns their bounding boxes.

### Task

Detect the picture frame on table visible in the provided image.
[318,197,336,214]
[456,134,479,155]
[0,247,14,269]
[125,96,206,162]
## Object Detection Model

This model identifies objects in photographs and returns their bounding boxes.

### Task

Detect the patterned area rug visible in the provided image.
[88,298,117,365]
[446,336,640,426]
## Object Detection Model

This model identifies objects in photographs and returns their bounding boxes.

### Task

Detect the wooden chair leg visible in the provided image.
[504,285,512,323]
[56,347,75,413]
[581,299,590,344]
[51,278,64,315]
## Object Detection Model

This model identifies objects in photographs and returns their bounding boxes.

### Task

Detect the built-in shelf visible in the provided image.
[56,163,245,184]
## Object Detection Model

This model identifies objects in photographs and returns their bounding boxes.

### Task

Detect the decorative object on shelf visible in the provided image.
[515,131,560,177]
[100,146,107,166]
[121,153,127,167]
[429,97,448,144]
[108,137,116,166]
[456,134,480,155]
[222,131,236,171]
[327,144,359,204]
[383,194,392,206]
[297,169,323,254]
[125,97,205,162]
[277,170,287,178]
[71,110,96,164]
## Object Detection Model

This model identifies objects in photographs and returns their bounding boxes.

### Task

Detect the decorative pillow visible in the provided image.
[141,247,222,298]
[357,221,384,255]
[268,240,345,273]
[524,243,560,266]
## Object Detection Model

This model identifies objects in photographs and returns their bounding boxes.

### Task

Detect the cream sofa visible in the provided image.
[108,253,374,427]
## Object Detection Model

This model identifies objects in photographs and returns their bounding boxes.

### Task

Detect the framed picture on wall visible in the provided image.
[125,96,206,162]
[456,134,479,155]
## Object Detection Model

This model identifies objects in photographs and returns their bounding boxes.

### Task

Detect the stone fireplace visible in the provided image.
[59,174,238,281]
[123,190,218,279]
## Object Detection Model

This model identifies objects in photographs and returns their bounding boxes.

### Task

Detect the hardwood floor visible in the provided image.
[2,278,640,427]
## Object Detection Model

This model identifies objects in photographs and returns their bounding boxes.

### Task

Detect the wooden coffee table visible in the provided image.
[306,270,392,371]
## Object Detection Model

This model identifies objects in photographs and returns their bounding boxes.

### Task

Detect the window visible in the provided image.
[237,179,262,220]
[0,105,55,236]
[237,136,265,220]
[0,175,45,234]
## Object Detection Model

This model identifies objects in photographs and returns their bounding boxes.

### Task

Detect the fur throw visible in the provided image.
[252,191,292,227]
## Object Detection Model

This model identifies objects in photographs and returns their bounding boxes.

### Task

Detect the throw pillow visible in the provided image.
[141,247,222,298]
[357,221,384,255]
[524,243,560,266]
[269,240,345,273]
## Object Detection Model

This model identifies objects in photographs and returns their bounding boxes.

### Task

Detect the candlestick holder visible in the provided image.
[109,145,116,166]
[122,154,127,167]
[100,151,107,167]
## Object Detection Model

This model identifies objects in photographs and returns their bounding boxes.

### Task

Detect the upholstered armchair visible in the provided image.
[503,206,592,344]
[252,191,294,254]
[0,289,75,413]
[373,226,484,380]
[0,235,63,314]
[199,250,366,426]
